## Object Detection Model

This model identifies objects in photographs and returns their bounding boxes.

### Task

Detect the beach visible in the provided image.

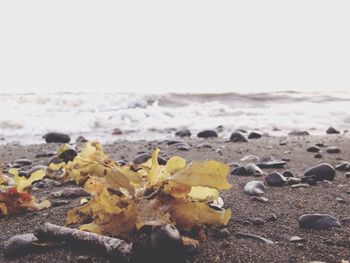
[1,133,350,263]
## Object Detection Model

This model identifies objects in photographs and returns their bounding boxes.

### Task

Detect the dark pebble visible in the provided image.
[298,213,340,229]
[326,146,341,154]
[4,234,39,257]
[42,132,71,143]
[76,136,88,143]
[58,146,77,163]
[335,162,350,171]
[248,131,262,139]
[314,153,323,158]
[304,163,336,181]
[307,146,320,153]
[288,130,310,136]
[197,130,218,138]
[213,228,230,238]
[175,128,191,137]
[282,170,294,177]
[51,187,89,198]
[252,218,265,226]
[133,153,167,165]
[326,127,340,134]
[267,213,278,222]
[232,163,262,176]
[256,160,286,169]
[14,158,32,166]
[230,131,248,142]
[265,172,287,186]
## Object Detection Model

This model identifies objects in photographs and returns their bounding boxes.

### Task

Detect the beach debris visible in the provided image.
[265,172,287,187]
[326,146,341,154]
[304,163,336,181]
[248,131,262,139]
[3,234,40,257]
[236,232,274,244]
[48,141,232,237]
[298,213,340,229]
[175,128,191,137]
[42,132,71,143]
[35,222,133,261]
[230,131,248,142]
[326,127,340,134]
[197,130,218,138]
[133,153,166,166]
[243,181,266,196]
[0,168,50,215]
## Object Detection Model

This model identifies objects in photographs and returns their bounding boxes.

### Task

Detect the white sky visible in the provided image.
[0,0,349,94]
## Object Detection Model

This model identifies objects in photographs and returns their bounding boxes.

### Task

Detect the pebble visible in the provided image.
[250,196,269,203]
[267,213,278,222]
[326,146,341,154]
[243,181,266,196]
[42,132,71,143]
[286,177,301,185]
[298,213,341,229]
[265,172,287,187]
[307,146,320,153]
[335,162,350,171]
[171,142,191,151]
[248,131,262,139]
[231,163,263,176]
[76,136,88,143]
[314,153,322,159]
[288,130,310,136]
[213,228,231,238]
[151,224,184,261]
[315,143,326,147]
[282,170,294,177]
[304,163,336,181]
[252,218,265,226]
[335,197,346,203]
[230,131,248,142]
[14,158,32,166]
[291,183,310,189]
[133,153,167,165]
[256,160,286,169]
[4,234,39,257]
[289,236,306,243]
[35,151,55,158]
[58,146,77,163]
[236,232,274,244]
[51,187,90,198]
[326,126,340,134]
[197,130,218,138]
[345,172,350,178]
[175,128,191,137]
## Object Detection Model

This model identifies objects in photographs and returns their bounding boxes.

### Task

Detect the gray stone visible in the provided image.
[14,159,32,166]
[256,160,286,169]
[252,218,265,226]
[248,131,262,139]
[4,234,39,257]
[197,130,218,138]
[307,146,320,153]
[289,236,306,243]
[175,128,191,137]
[304,163,336,181]
[230,131,248,142]
[250,196,269,203]
[326,127,340,134]
[42,132,71,143]
[335,162,350,171]
[243,181,266,196]
[298,214,340,229]
[265,172,287,186]
[288,130,310,136]
[326,146,341,154]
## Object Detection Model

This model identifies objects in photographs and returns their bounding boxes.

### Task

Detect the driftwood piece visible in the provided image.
[35,222,133,262]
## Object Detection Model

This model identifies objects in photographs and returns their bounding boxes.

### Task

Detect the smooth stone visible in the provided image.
[335,162,350,171]
[288,130,310,136]
[231,163,263,176]
[213,228,230,238]
[197,130,218,138]
[291,183,310,189]
[243,181,266,196]
[51,200,70,207]
[289,236,306,243]
[51,187,89,198]
[345,172,350,178]
[340,217,350,224]
[326,146,341,154]
[58,146,77,163]
[315,143,326,147]
[35,151,55,158]
[75,136,88,143]
[175,128,191,137]
[314,153,323,159]
[326,127,340,134]
[42,132,71,143]
[230,131,248,142]
[171,142,191,151]
[4,234,39,257]
[236,232,274,244]
[267,213,278,222]
[282,170,294,177]
[252,218,265,226]
[286,177,302,185]
[304,163,336,181]
[265,172,287,186]
[133,153,167,165]
[14,159,32,166]
[250,196,269,203]
[151,224,184,261]
[257,160,286,169]
[298,214,341,229]
[248,131,262,139]
[335,197,346,203]
[307,146,320,153]
[167,140,182,145]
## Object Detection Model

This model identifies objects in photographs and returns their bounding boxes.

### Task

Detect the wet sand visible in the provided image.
[0,135,350,263]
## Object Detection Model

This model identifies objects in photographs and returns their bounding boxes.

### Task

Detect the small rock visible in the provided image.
[58,146,77,163]
[133,153,166,165]
[232,163,263,176]
[267,214,277,222]
[213,228,230,238]
[35,151,55,158]
[256,160,286,169]
[335,197,346,203]
[4,234,39,257]
[175,128,191,137]
[304,163,336,181]
[314,153,323,159]
[282,170,294,177]
[286,177,302,185]
[315,143,326,147]
[252,218,265,226]
[327,127,340,134]
[76,136,88,143]
[197,130,218,138]
[51,187,89,198]
[248,131,262,139]
[243,181,266,196]
[172,142,191,151]
[77,255,92,263]
[112,128,123,135]
[14,159,32,166]
[335,162,350,171]
[345,172,350,178]
[265,172,287,186]
[307,146,320,153]
[301,177,317,186]
[230,131,248,142]
[288,130,310,136]
[51,200,70,207]
[291,183,310,189]
[250,196,269,203]
[42,132,71,143]
[289,236,306,243]
[326,146,341,154]
[298,213,341,229]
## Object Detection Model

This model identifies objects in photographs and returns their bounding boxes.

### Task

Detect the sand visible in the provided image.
[0,135,350,263]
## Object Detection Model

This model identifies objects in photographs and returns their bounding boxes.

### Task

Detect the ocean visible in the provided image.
[1,91,350,144]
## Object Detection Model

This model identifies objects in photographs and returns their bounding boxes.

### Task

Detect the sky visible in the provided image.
[0,0,349,94]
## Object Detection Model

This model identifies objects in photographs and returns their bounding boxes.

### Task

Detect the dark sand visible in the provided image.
[1,135,350,263]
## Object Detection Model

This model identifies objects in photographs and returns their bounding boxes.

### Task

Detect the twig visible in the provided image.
[35,222,133,262]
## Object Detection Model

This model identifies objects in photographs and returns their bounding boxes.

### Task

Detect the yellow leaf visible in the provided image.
[170,161,232,190]
[80,223,103,234]
[0,202,8,215]
[148,148,170,186]
[162,181,191,199]
[188,186,219,201]
[166,156,186,174]
[13,169,46,192]
[135,199,172,229]
[96,188,122,214]
[80,197,89,205]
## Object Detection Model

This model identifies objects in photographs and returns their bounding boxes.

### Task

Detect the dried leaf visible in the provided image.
[188,186,219,201]
[166,156,186,174]
[148,148,170,186]
[12,169,46,192]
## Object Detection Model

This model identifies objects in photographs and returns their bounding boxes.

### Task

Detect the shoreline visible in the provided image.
[1,135,350,262]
